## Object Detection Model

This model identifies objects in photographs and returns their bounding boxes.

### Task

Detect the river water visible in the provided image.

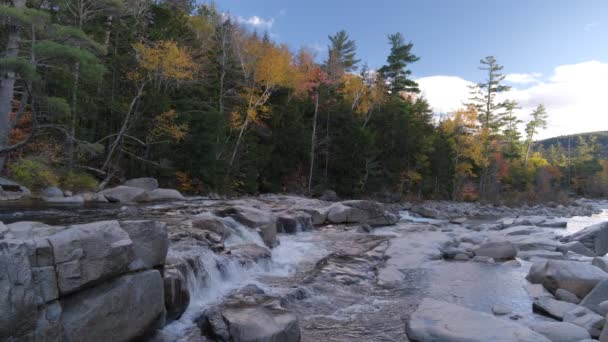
[3,199,608,341]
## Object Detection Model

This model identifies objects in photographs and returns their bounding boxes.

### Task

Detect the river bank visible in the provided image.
[2,194,608,341]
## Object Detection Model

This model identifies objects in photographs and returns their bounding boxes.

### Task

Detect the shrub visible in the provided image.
[60,171,98,192]
[9,157,59,191]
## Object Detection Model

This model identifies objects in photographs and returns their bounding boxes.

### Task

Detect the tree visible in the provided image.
[378,32,420,95]
[325,30,359,81]
[501,100,523,160]
[468,56,511,132]
[524,104,548,165]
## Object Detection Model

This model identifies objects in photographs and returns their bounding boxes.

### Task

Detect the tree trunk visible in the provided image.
[308,91,319,194]
[68,62,80,169]
[0,0,26,171]
[228,114,249,172]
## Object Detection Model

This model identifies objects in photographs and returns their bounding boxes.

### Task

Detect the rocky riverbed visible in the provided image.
[3,192,608,341]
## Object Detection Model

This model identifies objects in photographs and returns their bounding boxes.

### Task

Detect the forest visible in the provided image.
[1,0,607,203]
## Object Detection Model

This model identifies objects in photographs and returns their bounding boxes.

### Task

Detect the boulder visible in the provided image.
[119,221,168,271]
[406,298,551,342]
[47,220,135,295]
[191,212,228,237]
[123,177,159,191]
[319,190,339,202]
[327,200,398,226]
[555,288,581,304]
[134,188,185,203]
[216,206,277,247]
[473,241,518,260]
[99,186,146,203]
[539,218,569,228]
[533,297,580,320]
[517,250,565,261]
[563,306,605,338]
[42,195,85,204]
[581,279,608,314]
[198,290,300,342]
[527,260,608,298]
[557,241,596,257]
[491,304,512,315]
[0,177,30,201]
[562,222,608,256]
[60,270,165,342]
[42,186,64,198]
[527,321,591,342]
[524,283,554,300]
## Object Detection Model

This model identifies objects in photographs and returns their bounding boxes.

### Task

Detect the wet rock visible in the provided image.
[276,212,313,234]
[406,298,551,342]
[539,218,568,228]
[123,177,159,191]
[533,297,580,319]
[524,283,554,299]
[192,212,228,237]
[527,260,608,298]
[527,321,591,342]
[0,177,30,201]
[163,266,190,322]
[42,186,64,198]
[227,244,271,265]
[556,288,581,304]
[60,270,165,342]
[198,292,300,342]
[581,279,608,314]
[328,200,399,226]
[473,241,518,260]
[216,206,277,247]
[99,185,146,203]
[134,188,185,203]
[562,222,608,256]
[563,306,605,338]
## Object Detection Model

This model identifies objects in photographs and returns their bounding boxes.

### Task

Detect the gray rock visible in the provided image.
[80,192,108,203]
[99,186,146,203]
[42,195,85,204]
[492,304,512,315]
[527,321,591,342]
[533,297,580,319]
[558,241,596,257]
[192,212,228,237]
[524,283,554,299]
[581,279,608,314]
[562,222,608,256]
[518,250,565,261]
[539,219,569,228]
[120,221,168,271]
[454,253,470,261]
[593,257,608,273]
[216,206,277,247]
[563,306,605,338]
[47,220,135,295]
[123,177,159,191]
[134,188,185,203]
[473,255,495,263]
[406,298,551,342]
[327,200,398,226]
[199,292,300,342]
[60,270,165,342]
[42,186,64,198]
[556,288,581,304]
[598,300,608,316]
[473,241,518,260]
[527,260,608,298]
[227,244,272,265]
[319,190,339,202]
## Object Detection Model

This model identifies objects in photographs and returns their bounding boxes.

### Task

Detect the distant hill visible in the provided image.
[537,131,608,158]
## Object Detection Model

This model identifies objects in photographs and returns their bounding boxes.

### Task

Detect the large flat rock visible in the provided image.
[406,298,551,342]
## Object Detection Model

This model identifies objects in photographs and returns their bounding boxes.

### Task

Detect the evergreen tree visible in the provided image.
[378,32,420,95]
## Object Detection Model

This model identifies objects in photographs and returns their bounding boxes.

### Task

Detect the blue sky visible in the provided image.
[213,0,608,138]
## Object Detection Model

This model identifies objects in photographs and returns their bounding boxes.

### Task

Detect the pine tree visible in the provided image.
[524,104,548,165]
[468,56,511,132]
[378,32,420,95]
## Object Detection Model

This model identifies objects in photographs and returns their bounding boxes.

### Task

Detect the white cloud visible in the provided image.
[417,60,608,139]
[416,75,474,114]
[505,72,542,84]
[236,15,274,29]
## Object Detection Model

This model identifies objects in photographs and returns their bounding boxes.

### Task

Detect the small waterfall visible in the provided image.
[221,216,266,247]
